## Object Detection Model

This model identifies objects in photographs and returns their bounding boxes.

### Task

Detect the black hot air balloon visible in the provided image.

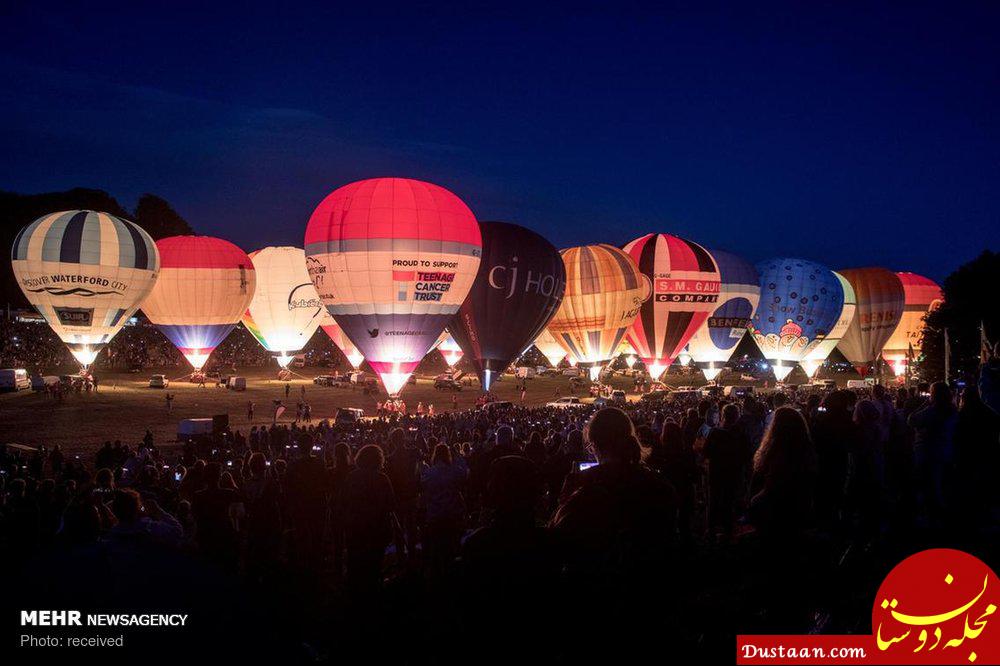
[449,221,566,390]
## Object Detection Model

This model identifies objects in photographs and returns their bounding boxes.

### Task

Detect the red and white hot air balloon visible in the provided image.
[319,311,365,370]
[434,331,464,370]
[881,272,943,377]
[623,233,721,380]
[141,236,256,371]
[304,178,482,395]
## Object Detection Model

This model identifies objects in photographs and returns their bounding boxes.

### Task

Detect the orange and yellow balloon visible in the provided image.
[836,267,905,376]
[546,244,649,380]
[881,272,943,376]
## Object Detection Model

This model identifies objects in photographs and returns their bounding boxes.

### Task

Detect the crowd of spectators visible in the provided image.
[1,368,997,661]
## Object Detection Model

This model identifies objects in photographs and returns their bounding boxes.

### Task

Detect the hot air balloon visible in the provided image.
[11,210,160,367]
[304,178,482,396]
[241,247,323,368]
[685,250,760,381]
[319,311,365,369]
[836,268,905,376]
[750,258,845,381]
[547,244,649,381]
[799,272,857,378]
[534,330,568,368]
[434,331,465,370]
[141,236,256,371]
[881,273,943,377]
[623,233,721,380]
[448,221,566,390]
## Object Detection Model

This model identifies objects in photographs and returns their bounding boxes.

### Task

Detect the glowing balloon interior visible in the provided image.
[750,258,845,381]
[881,272,942,376]
[141,236,256,370]
[534,329,568,368]
[685,249,760,381]
[304,178,481,395]
[836,267,905,375]
[435,332,464,369]
[241,247,323,366]
[11,210,161,368]
[799,271,857,378]
[319,312,365,369]
[546,244,649,377]
[623,233,721,380]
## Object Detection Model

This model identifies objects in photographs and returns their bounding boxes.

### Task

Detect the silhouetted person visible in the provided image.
[908,381,957,528]
[703,403,751,541]
[343,445,396,599]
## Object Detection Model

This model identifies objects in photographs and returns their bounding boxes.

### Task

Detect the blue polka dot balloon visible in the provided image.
[749,257,845,380]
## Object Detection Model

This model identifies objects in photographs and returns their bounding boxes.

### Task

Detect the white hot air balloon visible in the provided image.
[534,329,568,368]
[11,210,160,367]
[241,247,324,368]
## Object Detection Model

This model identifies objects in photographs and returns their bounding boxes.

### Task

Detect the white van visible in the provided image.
[515,366,535,379]
[0,368,30,391]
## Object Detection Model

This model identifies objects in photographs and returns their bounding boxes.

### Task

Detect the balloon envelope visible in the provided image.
[448,221,566,390]
[836,267,905,374]
[319,311,364,369]
[800,271,857,378]
[533,330,567,368]
[434,331,464,369]
[685,249,760,381]
[750,258,845,381]
[141,236,256,370]
[881,272,943,376]
[11,210,160,367]
[241,247,323,366]
[546,244,648,374]
[304,178,482,395]
[623,233,721,380]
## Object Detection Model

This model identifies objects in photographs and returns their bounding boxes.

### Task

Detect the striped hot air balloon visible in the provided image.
[241,247,324,367]
[141,236,256,371]
[799,271,857,378]
[304,178,482,396]
[319,311,365,370]
[623,233,721,380]
[533,329,568,368]
[685,249,760,381]
[750,258,845,381]
[546,244,649,380]
[836,268,905,376]
[11,210,160,367]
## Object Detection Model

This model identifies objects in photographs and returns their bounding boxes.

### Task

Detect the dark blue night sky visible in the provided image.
[1,2,997,281]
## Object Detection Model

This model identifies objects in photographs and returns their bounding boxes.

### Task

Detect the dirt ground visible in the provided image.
[0,367,643,455]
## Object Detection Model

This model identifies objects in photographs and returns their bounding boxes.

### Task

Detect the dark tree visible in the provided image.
[922,251,1000,383]
[133,194,195,239]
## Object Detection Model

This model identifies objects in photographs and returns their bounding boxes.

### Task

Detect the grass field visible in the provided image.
[0,367,642,455]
